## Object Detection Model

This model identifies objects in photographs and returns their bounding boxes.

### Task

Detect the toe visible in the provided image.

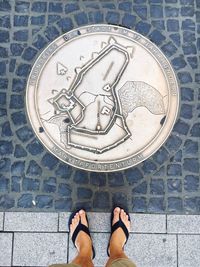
[123,210,127,220]
[120,210,130,229]
[74,213,80,224]
[70,212,81,238]
[79,210,88,227]
[120,209,124,220]
[113,207,120,225]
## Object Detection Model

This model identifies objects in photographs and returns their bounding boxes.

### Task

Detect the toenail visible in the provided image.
[79,209,83,214]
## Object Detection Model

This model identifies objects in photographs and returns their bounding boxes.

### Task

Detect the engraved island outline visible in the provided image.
[42,37,166,154]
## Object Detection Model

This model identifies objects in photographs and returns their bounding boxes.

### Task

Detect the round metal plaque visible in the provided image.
[26,24,179,172]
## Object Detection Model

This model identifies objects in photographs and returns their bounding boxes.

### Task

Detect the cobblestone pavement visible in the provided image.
[0,0,199,213]
[1,211,200,267]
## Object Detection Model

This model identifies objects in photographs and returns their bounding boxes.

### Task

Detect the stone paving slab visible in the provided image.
[2,212,200,266]
[59,212,166,233]
[167,215,200,234]
[59,212,110,233]
[59,212,70,232]
[0,212,3,231]
[13,233,68,267]
[4,212,58,232]
[0,233,13,266]
[126,234,177,267]
[68,233,177,267]
[130,214,166,233]
[178,235,200,267]
[87,212,110,232]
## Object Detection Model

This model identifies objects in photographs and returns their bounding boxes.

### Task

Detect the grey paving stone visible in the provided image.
[167,215,200,233]
[130,214,166,233]
[0,212,3,231]
[87,212,110,232]
[59,212,70,232]
[178,235,200,267]
[60,212,166,233]
[0,233,13,266]
[126,234,177,267]
[68,233,176,267]
[13,233,68,266]
[88,213,167,233]
[4,212,58,232]
[59,212,110,232]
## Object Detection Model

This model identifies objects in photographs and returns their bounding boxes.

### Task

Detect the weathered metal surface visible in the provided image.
[26,25,179,172]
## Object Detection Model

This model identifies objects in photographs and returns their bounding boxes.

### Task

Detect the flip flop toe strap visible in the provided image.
[107,220,130,256]
[72,223,90,245]
[111,220,129,244]
[71,222,95,259]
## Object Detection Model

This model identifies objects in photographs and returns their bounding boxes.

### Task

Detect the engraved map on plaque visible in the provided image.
[26,25,179,172]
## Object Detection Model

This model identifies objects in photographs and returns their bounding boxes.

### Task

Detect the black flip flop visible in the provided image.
[68,209,95,259]
[107,207,131,257]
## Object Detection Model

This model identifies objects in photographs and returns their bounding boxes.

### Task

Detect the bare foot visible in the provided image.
[70,210,93,257]
[109,207,131,254]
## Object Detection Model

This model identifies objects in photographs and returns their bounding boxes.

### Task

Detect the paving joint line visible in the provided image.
[67,232,70,264]
[57,213,59,233]
[166,214,168,233]
[176,235,178,267]
[3,212,5,231]
[11,232,14,267]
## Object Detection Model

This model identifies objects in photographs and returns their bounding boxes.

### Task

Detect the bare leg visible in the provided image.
[106,207,131,267]
[70,210,94,267]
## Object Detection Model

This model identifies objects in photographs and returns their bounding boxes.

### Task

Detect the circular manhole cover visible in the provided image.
[26,24,179,172]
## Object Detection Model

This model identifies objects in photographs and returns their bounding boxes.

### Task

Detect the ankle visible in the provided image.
[79,249,93,258]
[78,240,92,250]
[78,245,93,258]
[109,244,124,257]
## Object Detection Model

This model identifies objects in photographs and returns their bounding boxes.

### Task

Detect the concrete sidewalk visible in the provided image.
[0,212,200,267]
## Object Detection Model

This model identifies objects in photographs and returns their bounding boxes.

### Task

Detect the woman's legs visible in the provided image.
[106,207,135,267]
[69,210,94,267]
